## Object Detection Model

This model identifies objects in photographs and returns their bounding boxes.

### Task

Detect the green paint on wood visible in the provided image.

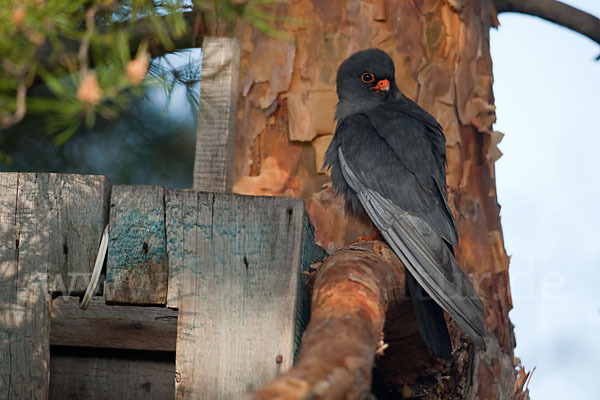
[106,208,166,282]
[105,185,168,305]
[166,190,325,399]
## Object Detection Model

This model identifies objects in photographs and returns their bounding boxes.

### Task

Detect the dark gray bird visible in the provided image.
[324,49,486,358]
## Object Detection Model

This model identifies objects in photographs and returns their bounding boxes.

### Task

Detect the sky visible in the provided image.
[490,1,600,398]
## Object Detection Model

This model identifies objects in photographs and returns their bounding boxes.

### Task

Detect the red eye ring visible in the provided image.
[361,72,375,83]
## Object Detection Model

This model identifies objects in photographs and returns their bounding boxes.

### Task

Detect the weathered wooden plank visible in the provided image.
[193,36,240,192]
[50,350,174,400]
[165,191,325,399]
[0,173,50,399]
[45,174,110,294]
[164,189,212,309]
[50,296,177,351]
[105,185,168,305]
[1,172,108,399]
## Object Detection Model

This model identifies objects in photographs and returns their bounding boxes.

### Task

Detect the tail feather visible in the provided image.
[383,224,487,350]
[407,273,452,359]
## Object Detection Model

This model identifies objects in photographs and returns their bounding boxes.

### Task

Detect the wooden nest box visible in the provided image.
[0,37,325,399]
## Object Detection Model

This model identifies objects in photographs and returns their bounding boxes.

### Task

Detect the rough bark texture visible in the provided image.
[225,0,524,397]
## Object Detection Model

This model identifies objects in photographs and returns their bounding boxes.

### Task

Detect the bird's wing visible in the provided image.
[332,114,458,245]
[338,147,486,349]
[366,101,447,186]
[365,103,458,245]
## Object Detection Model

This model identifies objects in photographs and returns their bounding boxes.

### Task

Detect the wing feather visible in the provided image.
[338,148,486,349]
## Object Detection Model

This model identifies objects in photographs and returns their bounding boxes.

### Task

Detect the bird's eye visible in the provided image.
[361,72,375,83]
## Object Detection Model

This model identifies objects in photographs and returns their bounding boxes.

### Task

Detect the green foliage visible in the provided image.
[1,94,197,188]
[0,0,288,148]
[204,0,294,39]
[0,0,186,140]
[149,51,202,123]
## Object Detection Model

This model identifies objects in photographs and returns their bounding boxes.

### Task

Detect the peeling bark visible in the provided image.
[231,0,525,397]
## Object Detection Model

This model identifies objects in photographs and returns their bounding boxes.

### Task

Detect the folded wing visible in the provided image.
[338,148,486,349]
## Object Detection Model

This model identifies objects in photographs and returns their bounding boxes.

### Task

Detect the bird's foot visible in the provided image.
[358,232,382,241]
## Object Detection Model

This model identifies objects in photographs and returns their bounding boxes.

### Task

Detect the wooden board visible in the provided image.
[12,173,110,294]
[165,191,325,399]
[46,174,110,295]
[50,350,174,400]
[164,189,212,309]
[0,173,50,399]
[105,185,168,304]
[192,36,240,192]
[0,172,110,398]
[50,296,177,352]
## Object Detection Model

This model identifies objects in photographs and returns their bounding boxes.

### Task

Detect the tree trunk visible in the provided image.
[229,0,523,397]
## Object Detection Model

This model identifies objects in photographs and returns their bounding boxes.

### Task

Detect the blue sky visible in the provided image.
[491,1,600,398]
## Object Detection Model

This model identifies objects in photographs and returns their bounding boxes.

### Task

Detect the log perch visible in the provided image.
[245,241,406,400]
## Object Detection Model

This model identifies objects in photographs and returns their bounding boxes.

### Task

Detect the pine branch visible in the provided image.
[128,12,200,59]
[1,11,200,131]
[37,11,199,73]
[493,0,600,58]
[0,83,27,129]
[0,60,29,129]
[0,1,285,132]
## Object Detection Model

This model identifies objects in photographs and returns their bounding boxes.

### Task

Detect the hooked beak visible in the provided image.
[370,79,390,93]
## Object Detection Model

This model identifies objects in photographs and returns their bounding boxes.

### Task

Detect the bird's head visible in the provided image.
[335,48,400,120]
